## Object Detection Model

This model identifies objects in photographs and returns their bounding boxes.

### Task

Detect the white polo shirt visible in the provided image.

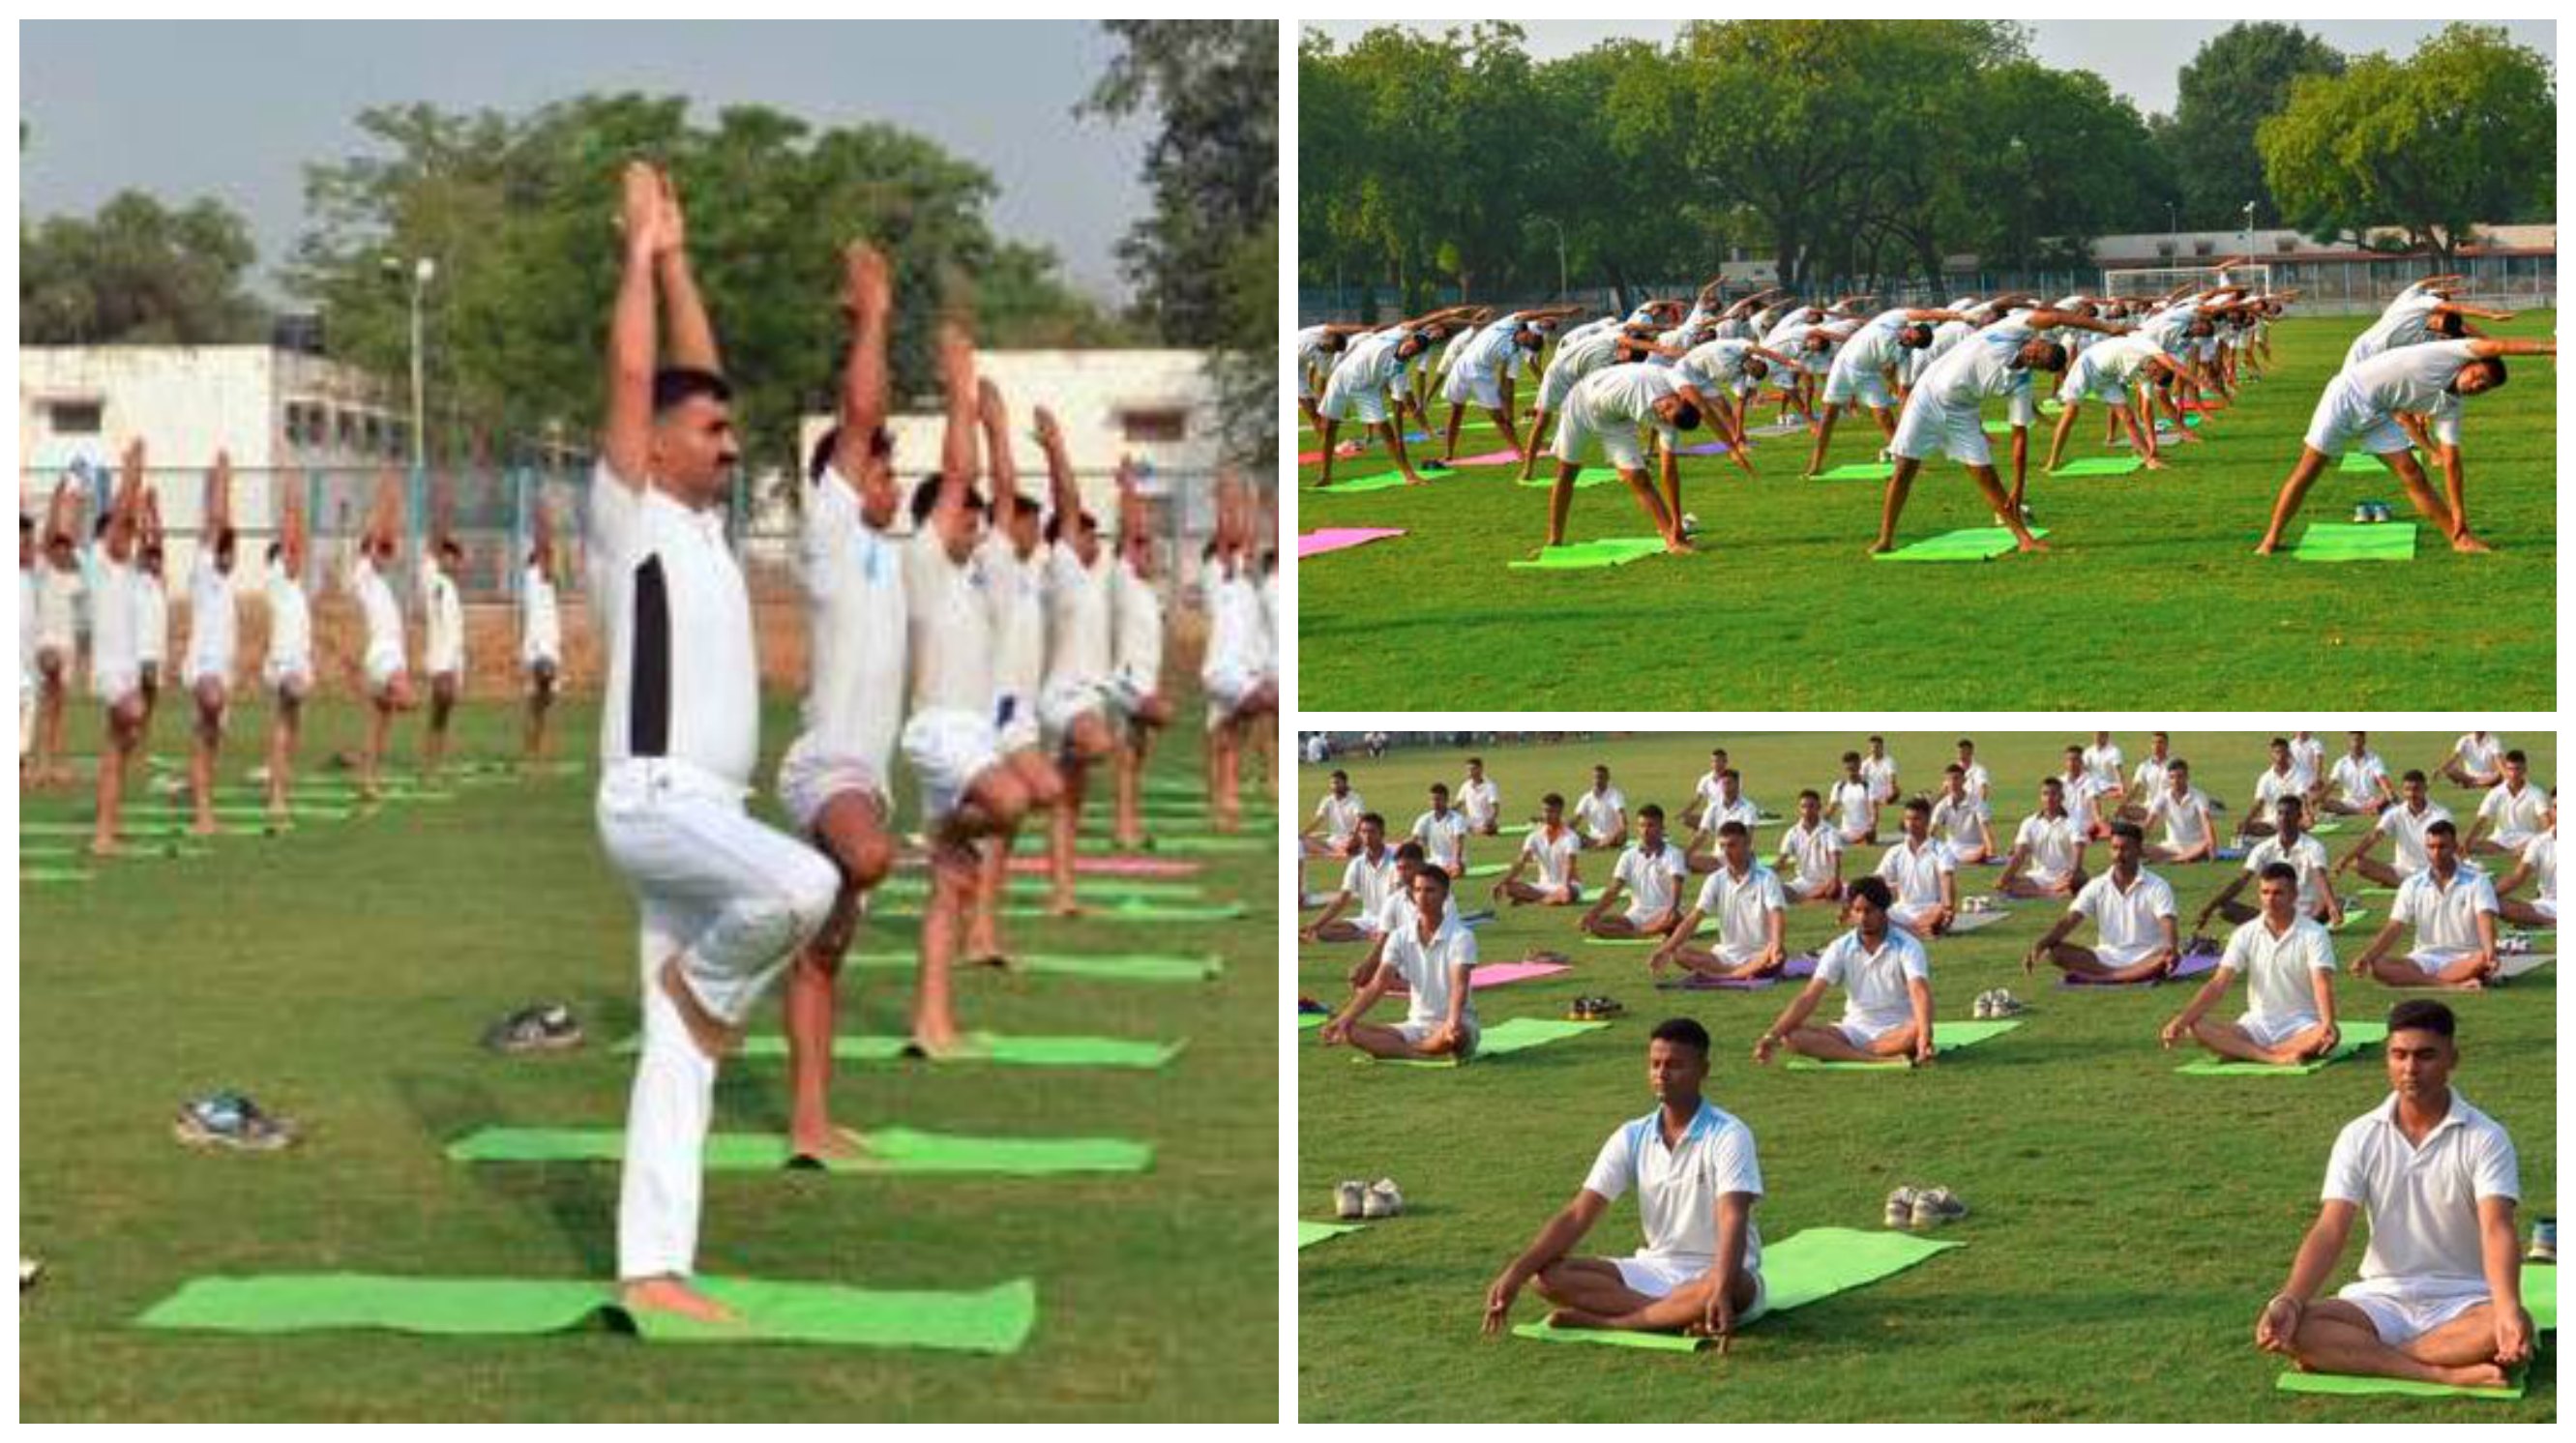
[1583,1100,1764,1272]
[588,460,759,787]
[1931,793,1990,853]
[1958,760,1992,805]
[2328,751,2389,807]
[2374,801,2455,876]
[420,559,464,675]
[1691,863,1787,960]
[2324,1092,2518,1288]
[2477,781,2547,848]
[2070,868,2177,955]
[1110,554,1164,686]
[184,554,237,679]
[2147,785,2214,851]
[2081,743,2124,790]
[2290,735,2326,783]
[2218,914,2336,1022]
[1314,790,1365,844]
[1411,808,1469,869]
[2519,830,2556,906]
[520,564,562,665]
[1828,778,1874,834]
[265,570,311,672]
[2058,775,2101,836]
[794,466,909,770]
[352,555,403,663]
[1574,785,1627,841]
[1564,365,1682,447]
[1874,838,1954,910]
[1458,777,1500,830]
[1522,824,1581,890]
[1614,841,1690,922]
[1702,794,1762,836]
[904,527,996,719]
[2015,811,2082,883]
[1816,926,1931,1034]
[975,532,1047,705]
[2130,754,2173,800]
[1692,770,1731,815]
[1041,540,1115,692]
[1339,846,1399,916]
[2454,733,2503,776]
[1777,819,1843,890]
[2253,764,2310,814]
[86,553,136,675]
[2392,865,2499,957]
[1382,916,1479,1034]
[1859,753,1898,803]
[2245,832,2335,915]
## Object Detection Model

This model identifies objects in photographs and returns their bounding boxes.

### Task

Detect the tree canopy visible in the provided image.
[21,191,267,344]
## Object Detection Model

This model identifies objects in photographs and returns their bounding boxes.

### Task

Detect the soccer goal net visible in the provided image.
[2099,263,2273,301]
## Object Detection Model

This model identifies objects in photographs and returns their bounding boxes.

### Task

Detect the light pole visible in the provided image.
[2240,201,2256,263]
[402,255,435,473]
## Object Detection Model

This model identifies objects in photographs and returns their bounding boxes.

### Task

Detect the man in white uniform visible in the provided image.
[2255,1000,2531,1394]
[262,460,316,828]
[1539,362,1703,557]
[84,442,149,856]
[133,526,169,744]
[2491,795,2555,928]
[1774,789,1846,903]
[1318,869,1480,1060]
[1495,793,1584,907]
[2323,731,2396,816]
[1582,805,1688,940]
[2437,731,2505,790]
[1433,308,1577,464]
[1875,798,1958,938]
[2121,733,2177,824]
[2254,335,2555,556]
[2201,796,2345,930]
[2238,737,2316,839]
[1684,769,1763,874]
[2144,758,2219,864]
[1753,876,1936,1066]
[2000,778,2089,900]
[2161,861,2340,1064]
[2350,822,2500,989]
[1303,813,1399,941]
[1654,823,1789,983]
[973,395,1066,959]
[2464,751,2546,856]
[182,453,241,837]
[1802,307,1969,477]
[1458,756,1502,837]
[2337,770,2453,889]
[1858,736,1899,808]
[1411,781,1471,880]
[1516,324,1659,483]
[1030,407,1121,916]
[1573,765,1628,851]
[418,528,467,782]
[1826,751,1879,846]
[1303,770,1366,858]
[1930,763,1994,865]
[2041,332,2194,472]
[350,471,417,802]
[1482,1019,1766,1344]
[28,480,87,790]
[588,163,842,1325]
[2026,823,2180,984]
[1312,307,1476,490]
[2079,732,2125,804]
[519,505,564,768]
[1105,468,1170,850]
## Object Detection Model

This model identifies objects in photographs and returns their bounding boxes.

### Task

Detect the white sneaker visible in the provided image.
[1884,1187,1917,1228]
[1911,1187,1968,1228]
[1363,1177,1404,1219]
[1971,990,1994,1019]
[1990,990,2027,1017]
[1335,1180,1366,1220]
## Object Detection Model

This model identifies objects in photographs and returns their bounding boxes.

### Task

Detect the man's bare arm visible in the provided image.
[601,161,664,491]
[653,170,720,375]
[830,241,893,484]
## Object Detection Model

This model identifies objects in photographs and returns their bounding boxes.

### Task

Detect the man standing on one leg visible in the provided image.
[350,470,417,803]
[1034,411,1122,916]
[519,504,563,769]
[261,458,315,829]
[83,441,149,857]
[969,378,1068,962]
[418,498,467,784]
[2027,822,2180,984]
[1105,467,1170,851]
[181,453,241,837]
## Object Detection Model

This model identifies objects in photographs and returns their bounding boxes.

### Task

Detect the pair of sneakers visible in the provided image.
[173,1091,298,1152]
[1566,995,1625,1021]
[1335,1178,1405,1220]
[1971,989,2026,1019]
[2350,500,2394,523]
[1884,1186,1968,1230]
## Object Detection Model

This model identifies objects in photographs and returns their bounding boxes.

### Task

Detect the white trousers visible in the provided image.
[596,762,840,1280]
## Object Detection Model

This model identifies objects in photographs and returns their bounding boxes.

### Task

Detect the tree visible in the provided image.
[21,191,267,344]
[2260,23,2556,260]
[2168,22,2344,229]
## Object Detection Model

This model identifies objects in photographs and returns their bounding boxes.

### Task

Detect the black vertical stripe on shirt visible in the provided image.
[630,556,671,757]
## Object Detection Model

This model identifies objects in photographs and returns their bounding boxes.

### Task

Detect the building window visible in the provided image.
[2192,240,2215,257]
[1118,407,1188,444]
[2274,236,2296,253]
[46,400,103,435]
[2154,242,2176,260]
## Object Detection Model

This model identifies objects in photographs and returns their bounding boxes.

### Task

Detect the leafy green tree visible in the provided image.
[2168,22,2344,229]
[21,191,267,344]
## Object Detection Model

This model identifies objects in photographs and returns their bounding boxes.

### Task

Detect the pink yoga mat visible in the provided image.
[1674,441,1732,456]
[1468,960,1572,989]
[1654,953,1820,991]
[1298,527,1406,559]
[1445,449,1526,466]
[2056,944,2221,990]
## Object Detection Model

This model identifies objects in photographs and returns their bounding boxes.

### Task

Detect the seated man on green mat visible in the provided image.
[2464,751,2547,858]
[2490,794,2554,929]
[1301,768,1365,858]
[1875,797,1958,937]
[1495,792,1584,907]
[1930,763,1995,865]
[1827,751,1880,846]
[1573,764,1629,852]
[1458,755,1502,837]
[2119,732,2176,825]
[2348,821,2501,990]
[2198,797,2345,931]
[2253,334,2556,556]
[2160,862,2340,1065]
[2322,731,2397,817]
[1776,788,1847,904]
[2335,770,2453,889]
[2256,999,2532,1392]
[1684,766,1762,873]
[1653,822,1789,982]
[1303,812,1397,944]
[1681,747,1733,831]
[1480,1017,1765,1344]
[1410,780,1471,880]
[1318,868,1480,1060]
[1582,805,1690,940]
[1999,778,2089,900]
[2027,822,2180,984]
[1753,876,1936,1067]
[2144,758,2218,864]
[2436,730,2506,792]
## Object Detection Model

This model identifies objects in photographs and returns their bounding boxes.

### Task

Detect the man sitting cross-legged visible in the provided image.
[2321,730,2397,817]
[1301,768,1365,858]
[1929,764,1994,865]
[1480,1018,1767,1346]
[2463,750,2546,858]
[2489,794,2554,930]
[1410,780,1470,880]
[1874,797,1957,938]
[1751,876,1936,1068]
[2026,822,2181,984]
[1650,822,1789,984]
[1573,764,1629,851]
[1826,751,1879,846]
[1302,812,1399,944]
[1494,792,1584,907]
[2143,758,2218,864]
[1341,841,1459,991]
[1999,777,2090,900]
[2436,730,2506,792]
[2335,770,2453,890]
[2199,797,2346,932]
[2159,862,2341,1065]
[1774,788,1846,904]
[1683,767,1762,872]
[2347,821,2501,990]
[1582,805,1690,940]
[1318,867,1481,1061]
[2254,999,2532,1393]
[2236,736,2315,840]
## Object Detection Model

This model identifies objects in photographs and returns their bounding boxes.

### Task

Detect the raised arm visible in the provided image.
[1032,405,1081,527]
[601,161,665,490]
[937,319,979,513]
[652,170,720,375]
[275,429,307,573]
[979,378,1020,533]
[829,240,893,484]
[106,438,146,549]
[1115,455,1147,546]
[204,450,233,544]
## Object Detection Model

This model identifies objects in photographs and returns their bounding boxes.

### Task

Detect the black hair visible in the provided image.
[909,473,985,526]
[1357,810,1384,831]
[1393,840,1427,865]
[2110,821,2145,844]
[1716,820,1750,842]
[1945,762,1966,777]
[1429,781,1450,797]
[1542,791,1565,809]
[2030,340,2068,370]
[1797,787,1821,804]
[1639,803,1665,824]
[2385,998,2455,1039]
[1842,751,1862,765]
[2505,749,2528,766]
[2425,818,2458,840]
[1649,1016,1712,1057]
[1904,797,1932,818]
[2401,768,2426,785]
[2274,795,2304,816]
[651,366,731,417]
[2258,861,2299,886]
[1848,875,1894,910]
[1330,769,1347,781]
[1669,400,1703,432]
[1416,867,1453,895]
[805,423,893,484]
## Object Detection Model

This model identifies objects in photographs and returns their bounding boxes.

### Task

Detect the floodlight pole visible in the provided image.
[407,256,435,474]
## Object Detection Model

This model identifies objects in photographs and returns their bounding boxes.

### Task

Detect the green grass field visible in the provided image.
[1296,730,2554,1423]
[20,692,1277,1422]
[1296,313,2556,709]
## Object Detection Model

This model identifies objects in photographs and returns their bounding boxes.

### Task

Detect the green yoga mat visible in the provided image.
[2337,449,2415,473]
[1874,527,2051,563]
[1081,835,1266,856]
[448,1126,1152,1175]
[21,867,95,885]
[114,803,357,823]
[843,951,1222,984]
[1299,1221,1366,1251]
[1298,1013,1328,1032]
[1815,461,1896,481]
[2292,523,2415,563]
[138,1273,1036,1351]
[1509,538,1668,571]
[2046,456,2144,477]
[2176,1020,2388,1075]
[2278,1366,2524,1400]
[1465,862,1509,878]
[1357,1016,1610,1069]
[1786,1019,2023,1070]
[874,875,1208,902]
[874,899,1245,924]
[638,1033,1186,1070]
[1313,470,1419,494]
[1513,467,1625,490]
[1513,1227,1964,1351]
[1586,922,1714,947]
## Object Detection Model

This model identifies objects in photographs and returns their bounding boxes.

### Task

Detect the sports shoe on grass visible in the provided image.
[20,1257,42,1291]
[1335,1180,1367,1220]
[1910,1187,1968,1228]
[482,1003,584,1054]
[1884,1188,1918,1228]
[1989,990,2028,1017]
[173,1090,298,1152]
[1363,1178,1405,1219]
[2530,1217,2556,1263]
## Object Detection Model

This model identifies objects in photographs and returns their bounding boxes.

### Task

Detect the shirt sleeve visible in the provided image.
[2471,1123,2521,1202]
[2070,877,2102,920]
[1758,870,1786,912]
[2321,1123,2368,1205]
[1814,939,1848,987]
[2391,880,2422,928]
[2301,926,2338,974]
[1708,1121,1764,1199]
[1582,1125,1637,1203]
[1693,872,1724,915]
[2219,926,2252,977]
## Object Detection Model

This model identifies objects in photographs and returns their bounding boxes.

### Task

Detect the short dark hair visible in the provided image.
[2110,821,2144,843]
[1721,768,1739,782]
[1904,797,1932,818]
[1649,1016,1712,1057]
[1330,769,1347,781]
[2258,861,2300,886]
[1848,875,1893,910]
[2424,818,2458,840]
[2385,998,2456,1039]
[2402,768,2427,785]
[1669,400,1703,431]
[1842,751,1862,765]
[1468,755,1484,768]
[1797,787,1821,804]
[1415,867,1453,896]
[1639,803,1665,824]
[2505,750,2528,766]
[1393,841,1426,865]
[1945,763,1965,777]
[1716,820,1750,842]
[1542,791,1565,809]
[651,366,731,416]
[909,474,985,525]
[2275,795,2304,816]
[1430,782,1450,797]
[1358,811,1384,831]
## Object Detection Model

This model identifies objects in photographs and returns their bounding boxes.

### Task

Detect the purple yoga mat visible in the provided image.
[1445,449,1527,466]
[1674,441,1732,456]
[1655,953,1820,991]
[1297,527,1406,559]
[2054,945,2222,991]
[1469,960,1573,989]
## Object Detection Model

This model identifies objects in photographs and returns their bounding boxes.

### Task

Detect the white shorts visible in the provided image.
[263,655,313,696]
[902,706,1003,822]
[2235,1011,2323,1048]
[1318,368,1391,427]
[2058,368,2135,409]
[1610,1254,1770,1323]
[1393,1017,1479,1054]
[2093,940,2161,969]
[91,660,138,707]
[1889,397,1993,468]
[1837,1015,1910,1050]
[2403,947,2477,975]
[1553,408,1652,472]
[2336,1276,2490,1346]
[523,647,561,673]
[2532,898,2558,922]
[1442,366,1503,410]
[2302,377,2420,459]
[776,732,891,834]
[1039,677,1108,745]
[181,656,231,692]
[1346,912,1385,938]
[1108,666,1159,720]
[1889,899,1943,929]
[1202,657,1260,716]
[1537,358,1594,414]
[364,641,407,694]
[1786,874,1837,900]
[1822,362,1894,410]
[2023,867,2073,893]
[993,690,1041,754]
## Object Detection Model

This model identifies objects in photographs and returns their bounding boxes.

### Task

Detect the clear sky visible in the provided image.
[20,19,1154,303]
[1301,18,2557,115]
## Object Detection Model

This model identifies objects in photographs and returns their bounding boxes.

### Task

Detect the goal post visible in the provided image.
[2099,263,2273,301]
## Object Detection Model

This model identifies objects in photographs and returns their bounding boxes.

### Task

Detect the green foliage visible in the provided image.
[2260,24,2557,259]
[21,191,268,344]
[2167,22,2346,230]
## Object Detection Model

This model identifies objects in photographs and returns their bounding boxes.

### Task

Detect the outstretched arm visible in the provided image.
[106,438,146,549]
[653,170,720,375]
[276,428,307,572]
[1115,455,1147,546]
[2466,337,2555,360]
[601,161,665,491]
[937,319,978,515]
[830,240,893,484]
[2257,1202,2358,1355]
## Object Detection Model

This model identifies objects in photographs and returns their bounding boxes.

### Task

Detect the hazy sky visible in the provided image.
[1301,18,2557,114]
[21,19,1155,303]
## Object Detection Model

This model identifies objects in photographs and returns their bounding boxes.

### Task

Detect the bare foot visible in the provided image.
[2017,535,2052,553]
[2451,532,2493,554]
[2444,1361,2511,1389]
[788,1125,874,1166]
[86,836,124,859]
[621,1276,742,1326]
[656,957,744,1060]
[1663,536,1694,555]
[906,1021,970,1059]
[1864,541,1894,557]
[2252,537,2281,556]
[1544,1306,1608,1330]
